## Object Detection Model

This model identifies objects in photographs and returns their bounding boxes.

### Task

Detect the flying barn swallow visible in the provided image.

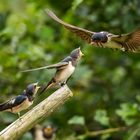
[22,47,84,94]
[45,9,140,53]
[0,83,40,117]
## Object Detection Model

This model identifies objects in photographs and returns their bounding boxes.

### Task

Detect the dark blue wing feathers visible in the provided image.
[0,94,27,111]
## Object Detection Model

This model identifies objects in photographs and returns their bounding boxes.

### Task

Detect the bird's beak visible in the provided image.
[36,86,41,90]
[33,82,38,86]
[78,47,84,57]
[34,86,40,94]
[33,82,40,91]
[80,51,84,57]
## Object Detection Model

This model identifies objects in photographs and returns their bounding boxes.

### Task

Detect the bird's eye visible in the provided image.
[107,34,112,37]
[78,50,80,54]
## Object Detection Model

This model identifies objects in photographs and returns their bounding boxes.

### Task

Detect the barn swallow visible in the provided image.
[45,9,140,52]
[22,47,83,94]
[42,125,57,140]
[0,83,40,117]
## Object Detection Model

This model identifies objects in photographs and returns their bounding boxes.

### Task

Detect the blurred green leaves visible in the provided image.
[0,0,140,139]
[111,67,126,84]
[68,115,85,125]
[94,109,110,126]
[72,0,84,10]
[116,103,139,126]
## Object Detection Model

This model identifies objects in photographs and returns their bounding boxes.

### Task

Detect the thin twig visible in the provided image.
[77,127,127,139]
[86,127,126,137]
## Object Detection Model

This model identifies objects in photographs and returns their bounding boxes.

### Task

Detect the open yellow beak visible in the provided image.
[34,86,40,94]
[78,47,84,57]
[33,82,41,93]
[36,86,41,90]
[80,51,84,57]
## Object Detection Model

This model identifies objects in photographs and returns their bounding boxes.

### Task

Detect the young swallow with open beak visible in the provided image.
[42,125,57,140]
[22,47,84,94]
[45,9,140,52]
[0,83,40,117]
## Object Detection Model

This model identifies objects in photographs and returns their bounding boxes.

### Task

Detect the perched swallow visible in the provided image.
[0,83,40,117]
[22,47,83,94]
[42,125,57,140]
[45,9,140,52]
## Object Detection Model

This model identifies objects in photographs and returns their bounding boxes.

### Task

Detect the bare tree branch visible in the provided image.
[0,85,73,140]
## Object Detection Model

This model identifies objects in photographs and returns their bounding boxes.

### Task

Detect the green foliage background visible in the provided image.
[0,0,140,139]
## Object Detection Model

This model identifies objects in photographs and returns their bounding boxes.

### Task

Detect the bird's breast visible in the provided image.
[105,40,123,50]
[55,62,75,82]
[7,98,33,113]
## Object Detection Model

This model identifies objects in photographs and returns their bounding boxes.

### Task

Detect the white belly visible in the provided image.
[55,62,75,83]
[104,41,123,50]
[6,98,33,113]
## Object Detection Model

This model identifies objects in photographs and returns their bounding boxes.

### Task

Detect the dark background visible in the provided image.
[0,0,140,139]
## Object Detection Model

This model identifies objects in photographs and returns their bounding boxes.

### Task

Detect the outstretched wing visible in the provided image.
[111,27,140,52]
[45,9,94,44]
[21,62,69,72]
[0,95,27,111]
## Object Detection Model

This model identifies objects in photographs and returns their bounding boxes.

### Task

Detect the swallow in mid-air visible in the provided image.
[45,9,140,52]
[22,47,83,94]
[0,83,40,117]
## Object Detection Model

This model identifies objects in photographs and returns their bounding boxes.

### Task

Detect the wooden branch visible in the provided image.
[0,85,73,140]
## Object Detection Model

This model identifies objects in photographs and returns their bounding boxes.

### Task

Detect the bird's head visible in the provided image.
[42,125,55,139]
[26,82,40,97]
[70,47,84,60]
[91,32,108,43]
